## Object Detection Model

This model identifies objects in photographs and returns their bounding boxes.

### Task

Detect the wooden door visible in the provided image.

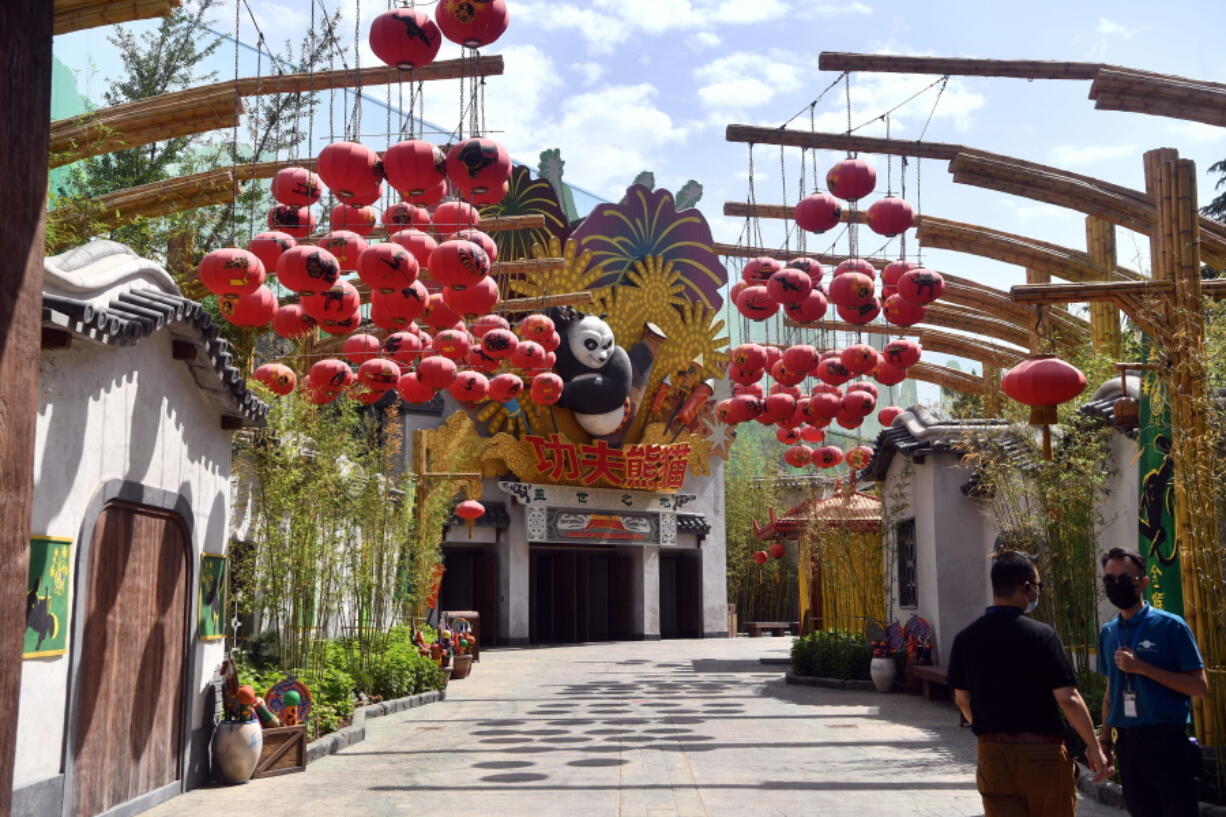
[72,503,190,817]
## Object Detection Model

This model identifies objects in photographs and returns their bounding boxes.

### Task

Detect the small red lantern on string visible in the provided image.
[800,425,826,444]
[431,328,471,361]
[776,427,802,445]
[488,372,524,402]
[369,8,442,70]
[199,248,265,297]
[835,411,863,429]
[837,300,882,325]
[866,197,916,237]
[897,269,945,305]
[455,498,486,522]
[826,158,876,201]
[436,0,509,48]
[815,358,853,387]
[309,358,353,392]
[318,141,381,200]
[770,361,805,388]
[788,257,824,286]
[736,286,778,320]
[319,230,368,269]
[389,228,438,268]
[827,272,875,309]
[357,243,418,292]
[247,231,295,271]
[252,363,296,396]
[343,333,382,365]
[842,390,876,418]
[878,406,903,427]
[845,445,875,471]
[431,201,481,234]
[444,276,499,317]
[472,314,510,338]
[1001,355,1088,459]
[271,167,322,207]
[450,228,498,263]
[467,346,501,374]
[729,365,764,385]
[781,344,819,375]
[449,370,490,403]
[763,393,796,423]
[884,294,926,326]
[741,257,782,284]
[512,340,550,372]
[518,314,555,342]
[783,289,829,323]
[446,137,511,196]
[794,193,842,233]
[728,395,764,423]
[266,205,315,238]
[430,240,491,287]
[530,372,564,404]
[382,140,446,198]
[848,380,879,400]
[272,304,316,339]
[421,292,462,329]
[768,542,786,561]
[382,202,430,230]
[883,338,922,368]
[804,393,840,423]
[813,446,844,468]
[384,332,423,365]
[301,280,360,323]
[371,281,429,329]
[219,286,276,327]
[396,372,436,404]
[481,328,519,359]
[840,344,878,376]
[330,204,378,237]
[882,260,921,287]
[716,399,736,424]
[873,361,907,387]
[320,314,361,337]
[417,355,458,390]
[277,246,340,294]
[835,258,878,280]
[784,445,812,468]
[358,358,401,392]
[766,268,812,306]
[753,550,769,565]
[466,181,509,206]
[731,343,768,370]
[346,184,384,207]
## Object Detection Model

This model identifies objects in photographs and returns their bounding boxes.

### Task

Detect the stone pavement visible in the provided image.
[148,638,1120,817]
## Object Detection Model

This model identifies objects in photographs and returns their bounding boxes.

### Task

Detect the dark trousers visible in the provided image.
[976,741,1076,817]
[1115,725,1200,817]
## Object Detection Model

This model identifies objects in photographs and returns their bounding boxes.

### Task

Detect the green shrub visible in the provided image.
[791,629,872,680]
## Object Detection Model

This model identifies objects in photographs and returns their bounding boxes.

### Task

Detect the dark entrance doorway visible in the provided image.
[530,547,631,643]
[660,551,702,638]
[439,546,499,644]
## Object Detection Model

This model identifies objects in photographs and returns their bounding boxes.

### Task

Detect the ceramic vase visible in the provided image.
[870,657,896,693]
[211,718,263,783]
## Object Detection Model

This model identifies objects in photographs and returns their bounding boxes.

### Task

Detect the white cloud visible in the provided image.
[806,2,873,18]
[802,73,985,136]
[512,3,630,56]
[708,0,793,23]
[689,31,723,50]
[1050,144,1139,166]
[1166,121,1226,145]
[479,45,564,146]
[570,61,606,86]
[1097,18,1141,38]
[693,51,804,123]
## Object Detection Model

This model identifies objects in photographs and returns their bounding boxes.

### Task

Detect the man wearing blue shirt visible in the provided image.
[1097,547,1208,817]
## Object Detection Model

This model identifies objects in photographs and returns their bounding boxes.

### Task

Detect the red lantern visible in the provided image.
[383,331,423,365]
[729,365,764,385]
[897,269,945,305]
[346,184,384,207]
[369,8,442,70]
[840,344,878,376]
[842,390,876,418]
[763,393,796,423]
[472,314,510,338]
[343,333,382,365]
[866,197,916,237]
[716,399,736,424]
[273,304,317,339]
[753,550,769,565]
[449,370,490,403]
[449,228,498,263]
[247,231,296,272]
[430,328,471,361]
[772,383,803,398]
[276,246,340,295]
[827,272,874,308]
[846,445,874,471]
[267,205,315,238]
[358,358,401,391]
[782,345,819,374]
[783,289,829,323]
[396,372,435,403]
[784,445,813,468]
[730,280,748,305]
[883,338,922,368]
[481,328,519,359]
[417,355,458,390]
[382,140,446,198]
[488,372,524,402]
[815,358,853,387]
[199,247,265,297]
[848,380,879,400]
[884,294,926,327]
[309,358,353,391]
[389,228,438,268]
[882,260,921,287]
[252,363,296,396]
[729,395,764,423]
[766,268,812,306]
[271,167,322,207]
[464,346,498,373]
[417,292,457,330]
[835,410,863,429]
[788,257,824,287]
[443,277,499,317]
[769,542,787,560]
[731,343,768,370]
[455,499,486,522]
[736,286,778,320]
[838,300,882,325]
[319,230,368,270]
[303,384,339,405]
[382,202,430,230]
[794,193,842,233]
[835,258,878,280]
[878,406,903,426]
[330,204,378,237]
[873,361,907,387]
[530,372,563,404]
[301,280,360,323]
[800,425,826,444]
[813,446,844,468]
[511,340,547,371]
[1001,355,1087,426]
[430,240,491,287]
[357,243,418,292]
[318,141,381,200]
[319,314,361,336]
[445,137,511,196]
[370,281,429,329]
[466,181,509,207]
[826,158,876,201]
[804,391,842,422]
[518,314,555,342]
[771,360,805,388]
[431,201,481,235]
[219,286,276,327]
[776,427,801,445]
[436,0,509,47]
[741,257,782,284]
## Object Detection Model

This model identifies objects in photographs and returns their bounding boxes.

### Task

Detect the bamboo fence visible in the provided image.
[55,0,180,35]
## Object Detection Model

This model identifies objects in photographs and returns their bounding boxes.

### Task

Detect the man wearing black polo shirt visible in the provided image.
[948,551,1111,817]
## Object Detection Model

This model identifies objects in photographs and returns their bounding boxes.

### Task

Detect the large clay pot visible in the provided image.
[451,653,473,680]
[870,657,897,693]
[211,718,263,783]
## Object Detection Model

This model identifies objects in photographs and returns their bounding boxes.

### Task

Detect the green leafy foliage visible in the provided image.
[791,630,872,680]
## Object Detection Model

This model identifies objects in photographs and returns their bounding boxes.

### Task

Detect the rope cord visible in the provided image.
[847,74,948,135]
[776,71,847,130]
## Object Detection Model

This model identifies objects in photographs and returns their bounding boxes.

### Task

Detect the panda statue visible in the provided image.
[549,307,633,436]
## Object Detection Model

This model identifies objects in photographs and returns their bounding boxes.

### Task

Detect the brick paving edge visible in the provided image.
[305,689,448,762]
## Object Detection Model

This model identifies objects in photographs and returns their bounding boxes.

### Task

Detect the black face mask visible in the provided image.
[1105,582,1141,609]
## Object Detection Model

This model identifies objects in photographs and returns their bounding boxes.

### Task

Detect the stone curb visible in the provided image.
[1074,761,1226,816]
[784,670,875,691]
[305,689,447,763]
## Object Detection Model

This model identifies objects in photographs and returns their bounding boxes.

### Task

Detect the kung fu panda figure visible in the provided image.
[548,306,633,436]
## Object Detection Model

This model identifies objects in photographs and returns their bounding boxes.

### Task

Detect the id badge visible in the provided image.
[1123,691,1139,718]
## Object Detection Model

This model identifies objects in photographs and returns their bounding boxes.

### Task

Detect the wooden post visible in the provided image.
[1,2,52,812]
[1085,217,1122,355]
[981,365,1003,416]
[1025,268,1051,353]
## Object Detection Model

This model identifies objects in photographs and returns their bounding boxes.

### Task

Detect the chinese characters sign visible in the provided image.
[1138,373,1181,614]
[524,434,692,493]
[499,481,696,512]
[25,535,72,658]
[544,510,660,545]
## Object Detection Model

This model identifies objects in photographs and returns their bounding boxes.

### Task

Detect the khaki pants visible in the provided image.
[976,741,1077,817]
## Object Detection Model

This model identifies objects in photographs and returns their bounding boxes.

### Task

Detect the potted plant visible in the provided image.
[867,620,902,693]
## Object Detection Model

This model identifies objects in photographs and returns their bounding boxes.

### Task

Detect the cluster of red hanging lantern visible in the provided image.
[369,1,509,72]
[793,157,915,237]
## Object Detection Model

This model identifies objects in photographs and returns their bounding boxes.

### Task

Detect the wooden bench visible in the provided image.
[744,621,798,637]
[911,664,950,701]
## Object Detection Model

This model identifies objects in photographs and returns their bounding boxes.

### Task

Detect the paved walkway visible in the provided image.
[150,639,1119,817]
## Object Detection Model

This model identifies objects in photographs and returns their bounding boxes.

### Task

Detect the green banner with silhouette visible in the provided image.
[1137,378,1182,615]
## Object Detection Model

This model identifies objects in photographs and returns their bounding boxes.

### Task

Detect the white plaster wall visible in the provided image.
[882,455,915,623]
[690,457,728,636]
[18,332,232,789]
[1095,432,1140,628]
[928,455,993,664]
[501,502,530,644]
[912,460,943,648]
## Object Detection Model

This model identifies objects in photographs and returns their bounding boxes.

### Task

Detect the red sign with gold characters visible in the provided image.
[525,434,692,492]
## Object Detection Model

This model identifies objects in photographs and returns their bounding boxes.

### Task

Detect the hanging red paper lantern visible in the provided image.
[481,328,519,359]
[788,257,824,287]
[1001,355,1087,424]
[417,355,458,390]
[511,340,548,371]
[730,281,748,305]
[358,358,401,391]
[276,246,340,294]
[794,193,842,233]
[389,228,439,268]
[449,370,490,403]
[772,383,803,398]
[466,346,500,374]
[267,205,315,238]
[346,184,384,207]
[429,240,491,287]
[729,395,764,423]
[729,365,764,385]
[873,361,907,387]
[769,542,787,560]
[883,338,922,368]
[882,260,921,287]
[878,406,903,426]
[762,393,796,423]
[776,427,802,445]
[445,137,511,196]
[396,372,436,403]
[766,268,813,306]
[733,383,763,397]
[436,0,509,47]
[318,141,381,200]
[449,228,498,263]
[472,314,510,338]
[835,410,863,429]
[715,399,736,424]
[731,343,768,370]
[741,257,783,284]
[319,314,361,336]
[488,372,524,402]
[301,280,360,323]
[827,272,875,308]
[842,390,876,418]
[782,344,819,374]
[771,360,806,388]
[199,247,265,297]
[370,281,429,330]
[848,380,879,400]
[800,425,826,444]
[303,383,339,405]
[897,269,945,305]
[247,231,296,272]
[444,276,499,317]
[815,358,853,387]
[834,258,878,280]
[455,499,486,523]
[736,285,778,320]
[530,372,564,404]
[272,304,317,339]
[840,344,878,376]
[465,181,509,206]
[813,446,844,468]
[252,363,296,396]
[369,8,442,70]
[382,202,430,230]
[784,445,813,468]
[357,243,418,293]
[884,294,926,326]
[308,358,353,391]
[219,286,276,327]
[753,550,769,565]
[271,167,322,207]
[330,204,378,237]
[419,292,459,329]
[382,140,446,198]
[431,200,481,235]
[783,289,829,324]
[319,230,368,270]
[838,299,882,325]
[343,334,382,365]
[866,197,916,237]
[826,158,876,201]
[804,391,842,421]
[518,314,555,342]
[431,328,471,361]
[383,331,423,365]
[846,445,874,471]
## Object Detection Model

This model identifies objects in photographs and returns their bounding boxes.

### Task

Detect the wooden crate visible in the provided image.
[252,725,307,778]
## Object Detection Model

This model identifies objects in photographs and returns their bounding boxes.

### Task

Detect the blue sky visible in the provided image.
[54,0,1226,392]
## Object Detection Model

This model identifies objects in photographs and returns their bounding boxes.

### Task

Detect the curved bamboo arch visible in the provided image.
[907,362,987,395]
[54,0,180,35]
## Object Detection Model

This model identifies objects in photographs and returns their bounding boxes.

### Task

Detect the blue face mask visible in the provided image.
[1026,589,1040,615]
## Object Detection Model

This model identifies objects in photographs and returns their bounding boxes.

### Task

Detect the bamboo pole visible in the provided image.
[54,0,179,34]
[817,52,1105,80]
[1085,216,1122,355]
[1025,268,1051,355]
[981,365,1003,415]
